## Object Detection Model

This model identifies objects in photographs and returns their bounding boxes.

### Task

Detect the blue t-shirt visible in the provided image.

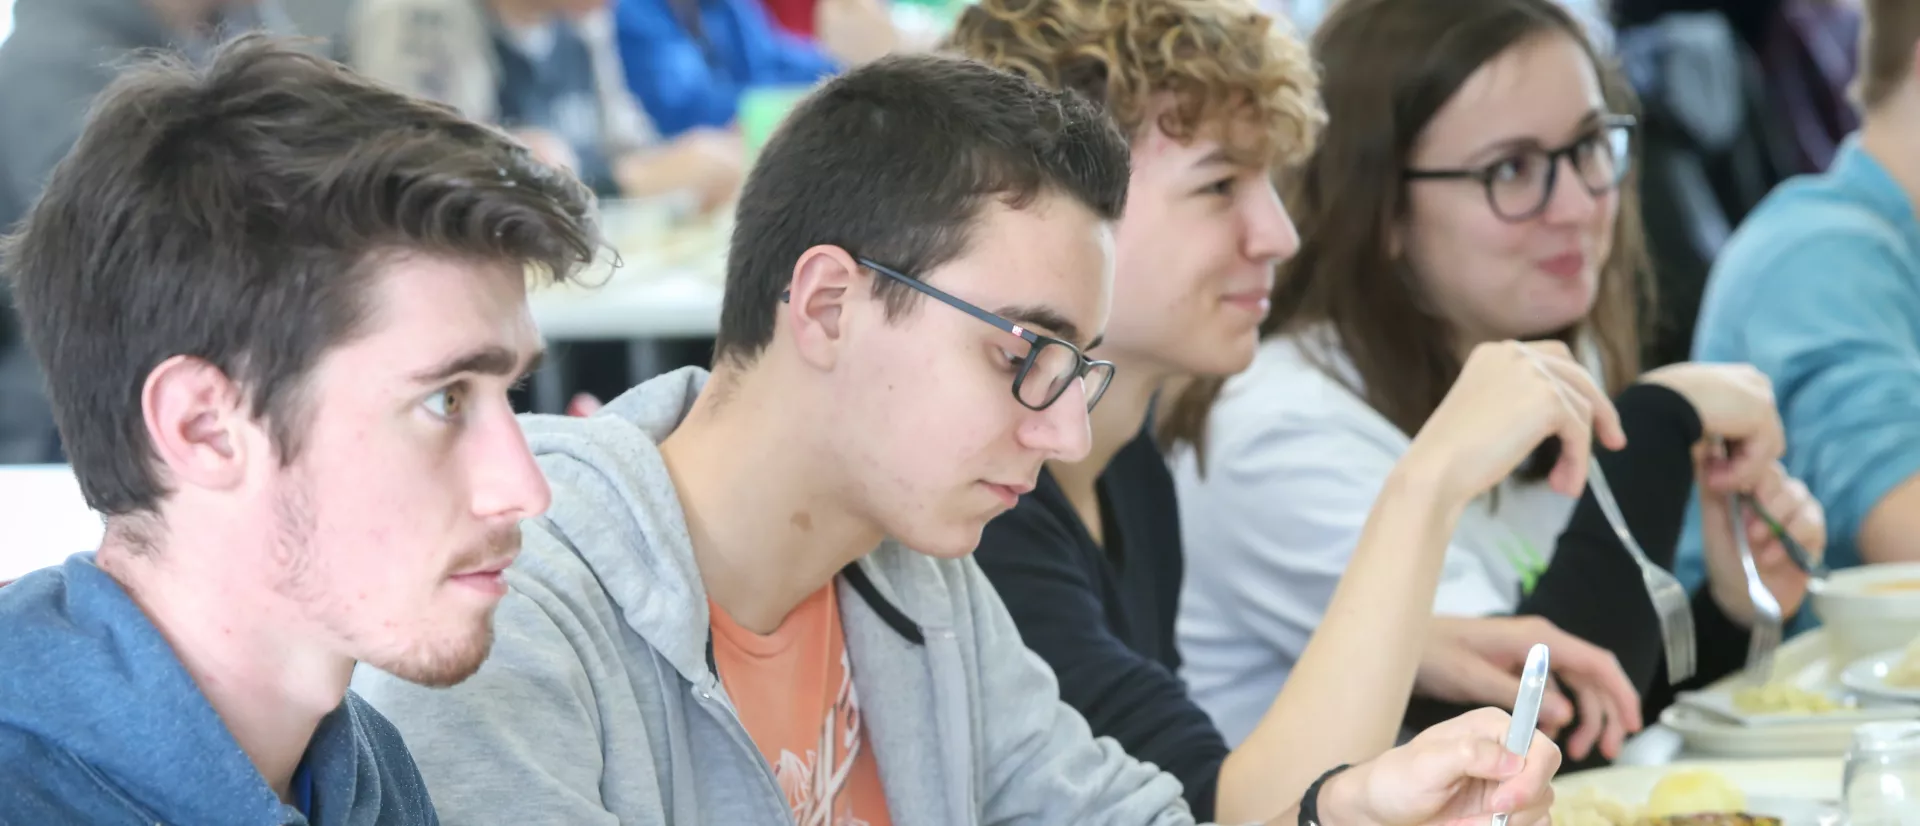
[1677,136,1920,615]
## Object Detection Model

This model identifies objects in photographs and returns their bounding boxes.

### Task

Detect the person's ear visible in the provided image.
[141,356,252,493]
[782,245,866,370]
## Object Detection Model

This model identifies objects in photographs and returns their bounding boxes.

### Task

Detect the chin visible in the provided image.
[363,619,496,688]
[890,516,990,560]
[1177,338,1261,379]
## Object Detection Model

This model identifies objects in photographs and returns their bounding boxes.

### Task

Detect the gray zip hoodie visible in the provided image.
[351,367,1206,825]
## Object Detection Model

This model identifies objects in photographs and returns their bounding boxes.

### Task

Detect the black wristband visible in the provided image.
[1300,763,1353,826]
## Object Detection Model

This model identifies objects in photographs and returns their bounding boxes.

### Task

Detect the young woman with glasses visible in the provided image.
[1163,0,1826,769]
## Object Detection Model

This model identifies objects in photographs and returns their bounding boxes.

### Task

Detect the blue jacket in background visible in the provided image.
[613,0,838,137]
[0,554,439,825]
[1676,135,1920,604]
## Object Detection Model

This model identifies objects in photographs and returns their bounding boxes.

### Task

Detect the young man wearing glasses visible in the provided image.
[356,52,1566,825]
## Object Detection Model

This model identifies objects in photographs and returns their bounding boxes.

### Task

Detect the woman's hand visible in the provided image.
[1416,616,1643,761]
[1402,340,1626,510]
[1638,362,1783,492]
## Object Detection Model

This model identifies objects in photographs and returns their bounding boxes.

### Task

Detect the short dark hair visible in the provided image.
[2,34,598,516]
[714,52,1131,366]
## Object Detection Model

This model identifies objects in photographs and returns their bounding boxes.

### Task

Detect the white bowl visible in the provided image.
[1811,562,1920,667]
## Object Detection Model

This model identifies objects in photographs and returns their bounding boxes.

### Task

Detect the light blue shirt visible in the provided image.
[1677,136,1920,611]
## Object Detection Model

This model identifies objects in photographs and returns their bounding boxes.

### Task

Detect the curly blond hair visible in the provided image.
[944,0,1324,168]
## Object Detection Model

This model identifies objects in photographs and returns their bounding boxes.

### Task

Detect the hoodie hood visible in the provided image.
[515,366,717,682]
[0,555,295,823]
[515,367,939,684]
[0,555,436,825]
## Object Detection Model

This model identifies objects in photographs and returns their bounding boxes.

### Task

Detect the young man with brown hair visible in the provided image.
[356,49,1567,826]
[1685,0,1920,576]
[0,34,593,823]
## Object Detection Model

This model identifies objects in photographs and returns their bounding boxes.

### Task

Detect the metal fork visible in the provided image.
[1513,345,1696,682]
[1730,495,1784,685]
[1585,459,1698,683]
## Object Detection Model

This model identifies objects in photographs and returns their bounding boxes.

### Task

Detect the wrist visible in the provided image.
[1382,453,1469,525]
[1315,763,1371,826]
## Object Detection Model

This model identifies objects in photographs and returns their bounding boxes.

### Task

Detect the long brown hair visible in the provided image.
[1160,0,1652,469]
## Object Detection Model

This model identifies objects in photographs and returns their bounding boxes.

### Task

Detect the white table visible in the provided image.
[0,465,101,582]
[529,268,722,341]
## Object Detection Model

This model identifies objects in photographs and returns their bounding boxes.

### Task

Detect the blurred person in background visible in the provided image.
[0,0,287,466]
[1680,0,1920,576]
[612,0,897,137]
[351,0,745,212]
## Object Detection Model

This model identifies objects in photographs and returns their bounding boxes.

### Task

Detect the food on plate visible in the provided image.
[1888,636,1920,689]
[1730,683,1841,714]
[1645,815,1782,826]
[1864,579,1920,594]
[1645,769,1746,817]
[1552,786,1640,826]
[1552,769,1782,826]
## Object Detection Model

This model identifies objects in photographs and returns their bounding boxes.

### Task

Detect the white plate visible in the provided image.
[1674,687,1919,727]
[1657,630,1905,757]
[1660,703,1863,757]
[1556,760,1842,826]
[1839,648,1920,703]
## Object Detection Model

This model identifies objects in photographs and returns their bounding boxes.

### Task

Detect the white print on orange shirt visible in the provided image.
[774,648,869,826]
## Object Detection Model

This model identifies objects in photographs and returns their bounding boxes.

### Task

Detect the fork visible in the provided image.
[1729,495,1784,686]
[1585,459,1698,683]
[1514,345,1697,682]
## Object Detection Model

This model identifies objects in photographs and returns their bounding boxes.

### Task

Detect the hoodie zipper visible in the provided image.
[697,636,800,822]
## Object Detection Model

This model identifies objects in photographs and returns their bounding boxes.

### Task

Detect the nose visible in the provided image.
[1243,179,1301,264]
[472,409,553,522]
[1541,154,1602,225]
[1017,382,1094,462]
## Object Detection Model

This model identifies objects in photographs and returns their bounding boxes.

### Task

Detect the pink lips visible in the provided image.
[450,570,508,597]
[1539,252,1586,279]
[981,481,1032,508]
[449,557,515,597]
[1222,290,1272,316]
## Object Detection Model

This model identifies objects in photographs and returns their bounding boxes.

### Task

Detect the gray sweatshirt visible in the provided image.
[351,367,1207,825]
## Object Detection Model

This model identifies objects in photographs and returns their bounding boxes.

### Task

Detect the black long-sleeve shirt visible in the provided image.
[978,383,1754,814]
[975,431,1230,819]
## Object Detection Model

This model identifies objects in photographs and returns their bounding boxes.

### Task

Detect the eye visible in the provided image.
[1200,176,1236,197]
[1487,154,1535,184]
[998,346,1028,371]
[1574,131,1611,162]
[422,385,466,420]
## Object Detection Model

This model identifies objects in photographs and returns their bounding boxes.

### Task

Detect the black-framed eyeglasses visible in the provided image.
[1403,114,1637,223]
[781,258,1115,411]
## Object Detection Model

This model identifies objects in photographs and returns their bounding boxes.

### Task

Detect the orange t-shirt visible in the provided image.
[710,583,894,826]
